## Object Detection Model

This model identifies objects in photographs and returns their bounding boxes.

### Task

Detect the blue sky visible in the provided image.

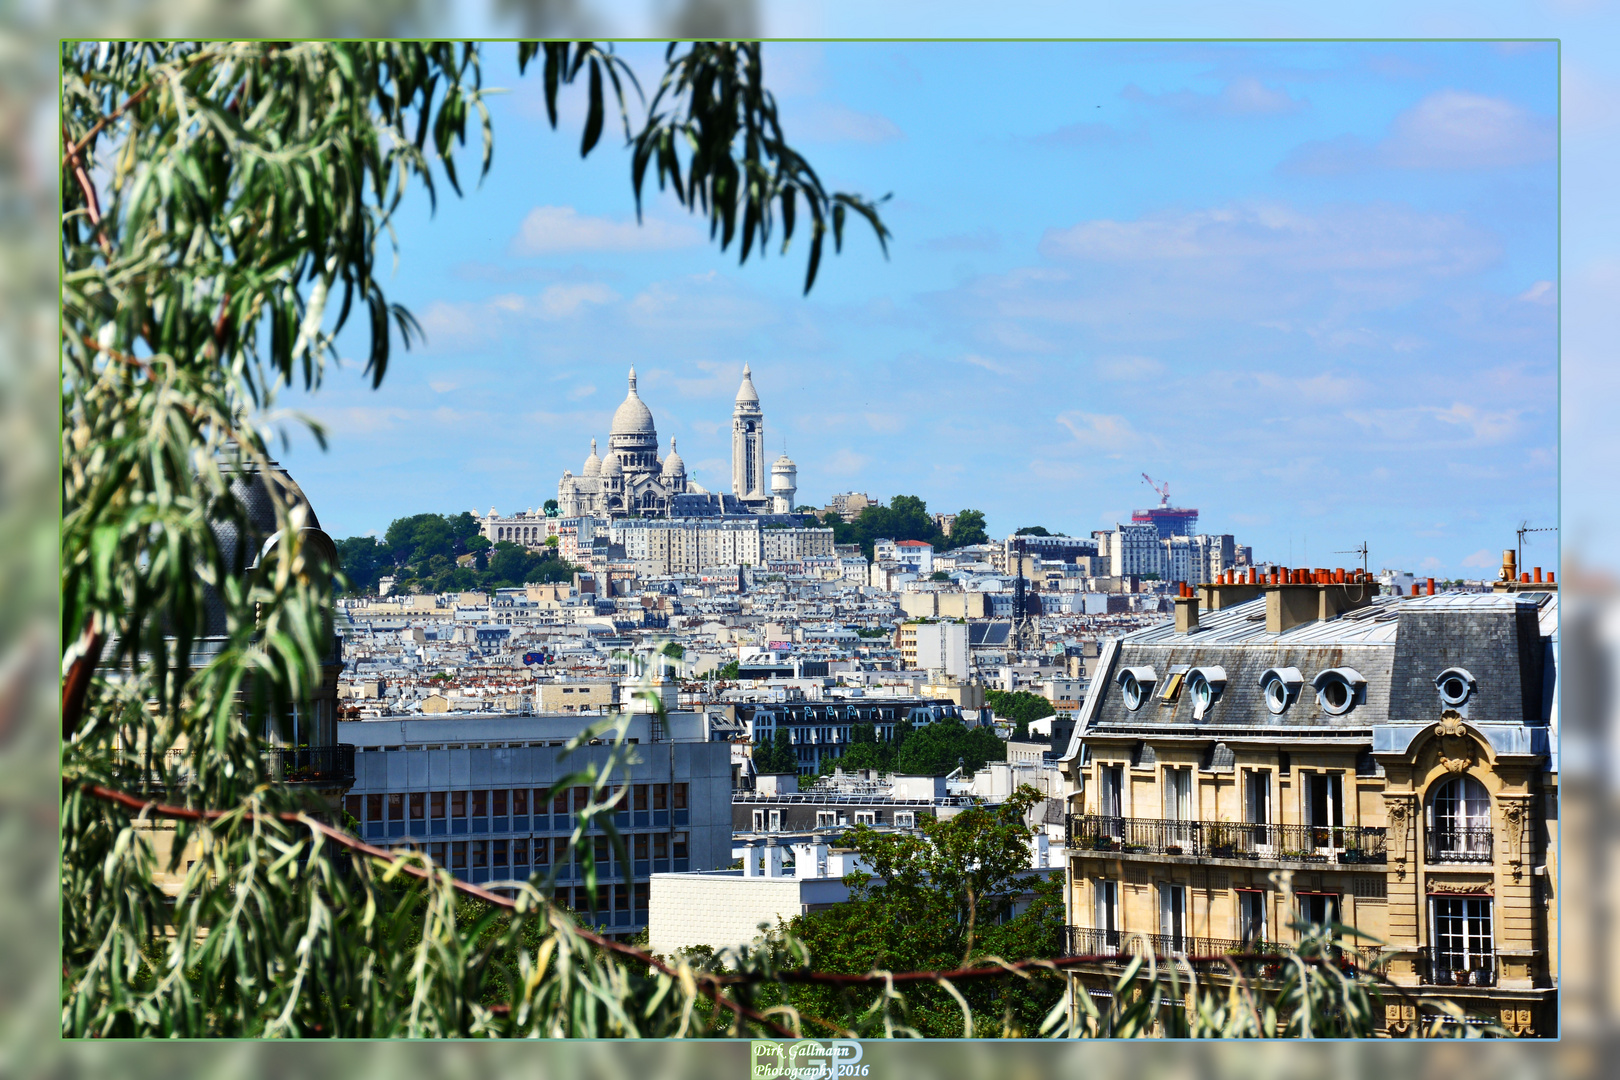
[279,37,1560,578]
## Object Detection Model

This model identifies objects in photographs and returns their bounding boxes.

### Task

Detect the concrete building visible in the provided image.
[1105,522,1164,580]
[910,621,970,681]
[341,710,733,941]
[770,453,798,515]
[535,680,618,714]
[1057,575,1558,1037]
[762,526,836,563]
[728,697,969,776]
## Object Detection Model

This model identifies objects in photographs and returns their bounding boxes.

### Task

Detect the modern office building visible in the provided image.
[339,710,732,940]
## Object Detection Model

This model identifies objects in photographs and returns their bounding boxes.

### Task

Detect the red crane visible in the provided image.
[1141,473,1171,509]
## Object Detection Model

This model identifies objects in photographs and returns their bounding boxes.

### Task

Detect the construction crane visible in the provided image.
[1141,473,1171,509]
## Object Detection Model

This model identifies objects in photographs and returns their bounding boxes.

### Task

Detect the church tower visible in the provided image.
[731,364,766,501]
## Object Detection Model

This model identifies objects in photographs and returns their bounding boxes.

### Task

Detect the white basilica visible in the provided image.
[554,365,797,520]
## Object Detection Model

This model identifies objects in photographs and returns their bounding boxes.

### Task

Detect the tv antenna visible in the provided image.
[1516,521,1557,576]
[1333,542,1369,575]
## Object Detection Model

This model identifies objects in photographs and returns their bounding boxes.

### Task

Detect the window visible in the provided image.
[409,792,425,820]
[634,834,649,861]
[1237,890,1267,944]
[493,790,507,817]
[653,834,668,860]
[634,784,650,812]
[768,810,782,831]
[366,793,382,822]
[512,789,528,816]
[1118,668,1154,711]
[1435,667,1475,708]
[554,790,569,815]
[345,795,363,820]
[573,787,590,813]
[1264,677,1289,714]
[673,783,688,810]
[450,842,466,869]
[894,812,916,829]
[672,833,688,860]
[1163,767,1193,848]
[634,882,650,914]
[1297,892,1340,928]
[1095,879,1120,952]
[1099,765,1125,834]
[1430,896,1494,986]
[450,791,466,819]
[854,811,876,825]
[472,840,487,869]
[386,793,403,821]
[512,838,527,867]
[1306,773,1344,850]
[472,790,488,817]
[429,842,446,866]
[1312,668,1364,716]
[815,811,838,828]
[653,784,668,810]
[753,810,766,831]
[1428,776,1492,862]
[493,839,508,868]
[1244,769,1272,850]
[1159,884,1188,950]
[430,792,445,820]
[1159,672,1184,705]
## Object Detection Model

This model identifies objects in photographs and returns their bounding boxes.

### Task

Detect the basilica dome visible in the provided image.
[611,367,657,438]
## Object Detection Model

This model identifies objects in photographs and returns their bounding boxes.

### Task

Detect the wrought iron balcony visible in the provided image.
[1068,814,1386,865]
[1064,926,1378,971]
[151,743,356,787]
[1419,945,1497,987]
[1425,826,1494,863]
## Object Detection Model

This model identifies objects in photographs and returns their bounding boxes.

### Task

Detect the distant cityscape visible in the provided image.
[298,363,1559,1035]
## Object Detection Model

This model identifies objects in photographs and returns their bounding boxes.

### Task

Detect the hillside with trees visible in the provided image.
[335,512,576,595]
[820,496,988,559]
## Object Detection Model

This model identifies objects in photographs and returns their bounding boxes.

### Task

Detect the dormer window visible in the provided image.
[1258,667,1304,715]
[1186,666,1227,721]
[1117,666,1157,712]
[1312,668,1366,716]
[1435,667,1476,708]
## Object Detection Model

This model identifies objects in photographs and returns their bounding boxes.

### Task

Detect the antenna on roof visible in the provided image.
[1516,521,1556,577]
[1334,542,1369,576]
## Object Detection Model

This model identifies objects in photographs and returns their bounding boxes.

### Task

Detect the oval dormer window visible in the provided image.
[1435,667,1476,708]
[1116,666,1157,712]
[1122,672,1144,711]
[1312,667,1366,717]
[1185,666,1227,721]
[1258,667,1304,716]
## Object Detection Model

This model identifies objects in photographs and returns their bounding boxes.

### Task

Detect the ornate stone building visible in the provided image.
[1057,570,1558,1036]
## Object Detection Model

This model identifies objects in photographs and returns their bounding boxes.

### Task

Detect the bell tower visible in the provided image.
[731,364,766,501]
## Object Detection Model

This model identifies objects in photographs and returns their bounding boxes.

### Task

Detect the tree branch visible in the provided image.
[62,123,112,258]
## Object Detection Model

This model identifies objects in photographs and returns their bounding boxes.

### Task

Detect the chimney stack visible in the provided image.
[1174,593,1200,634]
[1501,549,1517,583]
[1427,577,1436,596]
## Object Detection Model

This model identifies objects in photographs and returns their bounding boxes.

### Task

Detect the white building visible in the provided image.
[913,621,969,681]
[1105,522,1163,579]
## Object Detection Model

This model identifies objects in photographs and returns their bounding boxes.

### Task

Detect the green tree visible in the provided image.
[61,38,887,1038]
[1016,526,1054,537]
[784,786,1064,1036]
[984,689,1056,740]
[336,535,390,594]
[945,508,989,548]
[895,718,1006,776]
[753,728,798,775]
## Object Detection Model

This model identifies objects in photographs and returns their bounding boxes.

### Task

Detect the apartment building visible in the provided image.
[1058,573,1557,1037]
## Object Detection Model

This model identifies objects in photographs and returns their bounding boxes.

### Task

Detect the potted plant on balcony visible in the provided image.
[1122,841,1149,854]
[1091,835,1121,852]
[1164,843,1184,855]
[1207,819,1237,859]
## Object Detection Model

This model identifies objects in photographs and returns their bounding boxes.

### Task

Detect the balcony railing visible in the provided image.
[1420,946,1498,987]
[1063,926,1376,969]
[1069,814,1386,865]
[139,744,356,788]
[263,744,356,786]
[1425,826,1493,863]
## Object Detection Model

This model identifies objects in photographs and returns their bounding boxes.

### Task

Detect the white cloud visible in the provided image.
[824,449,869,475]
[1123,75,1305,117]
[1056,411,1140,449]
[567,384,596,401]
[1517,280,1556,305]
[1461,548,1496,569]
[787,102,903,144]
[864,413,905,434]
[1285,90,1553,173]
[429,380,457,393]
[959,353,1013,376]
[535,282,619,318]
[1094,355,1165,381]
[509,205,702,255]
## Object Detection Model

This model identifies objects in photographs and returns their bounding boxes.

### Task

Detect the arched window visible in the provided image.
[1427,775,1492,862]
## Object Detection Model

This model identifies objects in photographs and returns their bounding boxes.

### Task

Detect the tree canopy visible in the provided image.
[820,495,990,559]
[337,512,576,594]
[984,689,1056,740]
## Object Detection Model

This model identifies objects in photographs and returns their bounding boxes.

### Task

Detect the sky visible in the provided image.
[277,35,1561,579]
